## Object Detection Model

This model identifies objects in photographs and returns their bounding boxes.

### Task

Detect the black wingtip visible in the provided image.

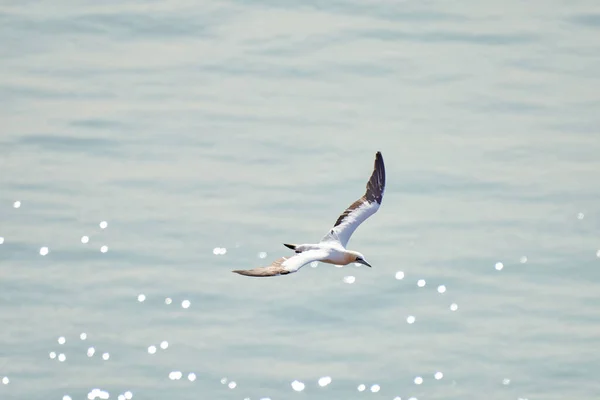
[364,151,385,204]
[283,243,296,250]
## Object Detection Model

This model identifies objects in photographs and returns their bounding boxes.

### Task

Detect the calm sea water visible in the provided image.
[2,1,600,399]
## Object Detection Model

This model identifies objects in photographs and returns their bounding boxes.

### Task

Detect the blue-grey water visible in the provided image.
[2,1,600,399]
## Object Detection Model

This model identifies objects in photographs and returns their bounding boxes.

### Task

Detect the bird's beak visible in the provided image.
[357,259,372,268]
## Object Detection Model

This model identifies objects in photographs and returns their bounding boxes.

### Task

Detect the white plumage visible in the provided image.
[232,151,386,278]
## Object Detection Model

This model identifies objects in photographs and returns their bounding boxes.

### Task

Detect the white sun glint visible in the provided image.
[165,297,172,305]
[258,251,267,259]
[102,352,110,360]
[395,271,404,280]
[147,346,157,354]
[87,389,110,400]
[310,261,318,268]
[81,236,89,244]
[437,285,446,293]
[370,384,380,392]
[414,376,423,385]
[597,249,600,258]
[0,237,4,244]
[160,341,168,350]
[168,371,183,380]
[357,384,366,392]
[503,378,511,385]
[577,212,584,220]
[100,245,108,253]
[80,332,87,340]
[58,336,66,345]
[137,294,146,302]
[124,392,133,400]
[291,380,305,391]
[188,373,197,382]
[99,221,108,229]
[63,396,72,400]
[407,315,416,324]
[87,347,95,357]
[181,300,191,309]
[13,201,21,208]
[228,381,237,389]
[40,246,49,256]
[2,376,9,384]
[343,275,356,284]
[520,256,528,263]
[49,351,56,359]
[434,371,444,380]
[213,247,227,255]
[495,262,504,271]
[450,303,459,311]
[318,376,332,387]
[58,353,66,362]
[220,378,228,384]
[417,279,426,287]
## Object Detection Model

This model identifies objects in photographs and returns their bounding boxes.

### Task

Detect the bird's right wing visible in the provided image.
[232,249,328,278]
[320,151,385,248]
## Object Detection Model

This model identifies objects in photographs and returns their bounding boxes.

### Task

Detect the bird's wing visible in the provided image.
[320,151,385,248]
[232,249,328,278]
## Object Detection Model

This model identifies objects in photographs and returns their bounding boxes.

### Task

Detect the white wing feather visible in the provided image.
[321,201,380,248]
[281,249,329,273]
[232,249,328,277]
[320,151,385,248]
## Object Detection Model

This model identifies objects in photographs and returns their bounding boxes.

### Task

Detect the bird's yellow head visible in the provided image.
[351,251,372,268]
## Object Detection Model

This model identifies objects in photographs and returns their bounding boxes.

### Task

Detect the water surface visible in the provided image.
[2,1,600,399]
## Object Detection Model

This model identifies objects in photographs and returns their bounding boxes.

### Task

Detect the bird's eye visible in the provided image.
[356,257,362,261]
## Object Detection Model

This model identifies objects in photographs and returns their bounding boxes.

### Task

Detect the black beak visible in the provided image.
[357,259,372,268]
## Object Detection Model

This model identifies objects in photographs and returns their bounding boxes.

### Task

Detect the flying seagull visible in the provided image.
[232,151,386,277]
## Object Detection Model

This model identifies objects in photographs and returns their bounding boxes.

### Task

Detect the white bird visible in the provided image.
[232,151,386,277]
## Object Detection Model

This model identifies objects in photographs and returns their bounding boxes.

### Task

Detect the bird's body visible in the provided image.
[232,151,386,278]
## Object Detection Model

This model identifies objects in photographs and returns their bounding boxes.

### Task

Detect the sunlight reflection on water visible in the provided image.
[6,223,490,400]
[318,376,332,387]
[27,230,467,397]
[3,163,596,400]
[290,380,305,391]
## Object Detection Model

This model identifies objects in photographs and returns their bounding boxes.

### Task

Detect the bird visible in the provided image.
[232,151,386,277]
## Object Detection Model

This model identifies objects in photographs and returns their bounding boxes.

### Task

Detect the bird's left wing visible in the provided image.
[232,249,328,278]
[320,151,385,248]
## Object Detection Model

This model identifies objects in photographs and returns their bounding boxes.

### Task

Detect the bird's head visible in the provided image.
[351,251,372,268]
